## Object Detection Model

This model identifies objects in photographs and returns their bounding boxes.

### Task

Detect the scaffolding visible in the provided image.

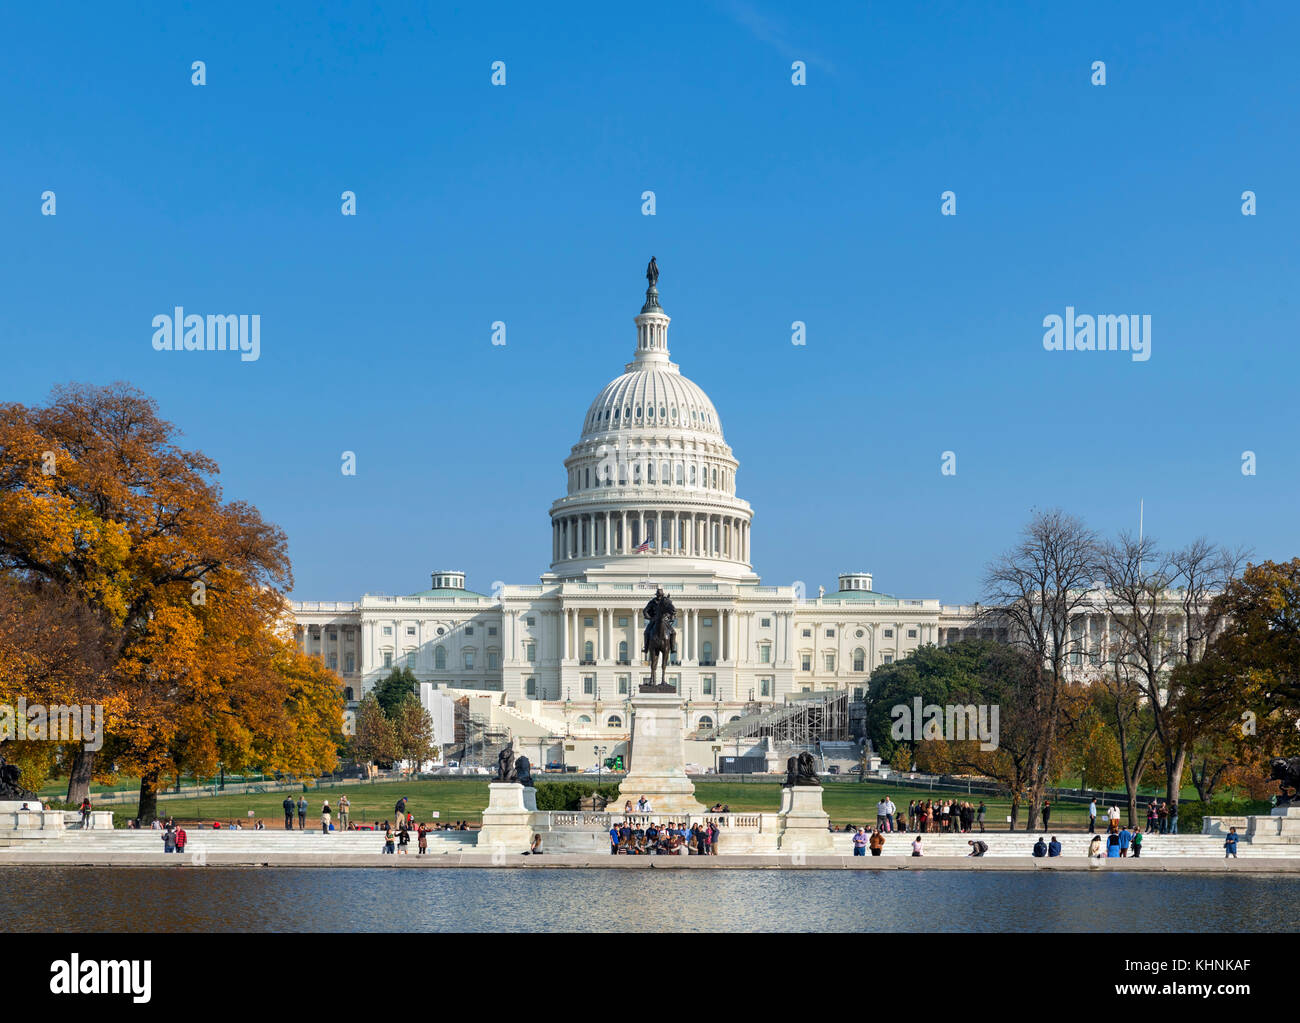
[711,691,850,745]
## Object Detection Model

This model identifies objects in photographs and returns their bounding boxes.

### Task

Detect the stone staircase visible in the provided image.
[827,831,1299,857]
[23,829,480,855]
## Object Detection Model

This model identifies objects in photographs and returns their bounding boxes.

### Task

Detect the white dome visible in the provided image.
[581,368,723,439]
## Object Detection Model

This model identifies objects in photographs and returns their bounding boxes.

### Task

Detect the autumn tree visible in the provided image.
[351,692,397,776]
[0,383,342,815]
[981,509,1100,829]
[393,695,437,775]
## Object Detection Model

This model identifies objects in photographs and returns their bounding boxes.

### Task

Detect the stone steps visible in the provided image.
[827,833,1290,856]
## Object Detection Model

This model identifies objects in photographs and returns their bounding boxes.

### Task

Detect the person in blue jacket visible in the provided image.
[1048,836,1062,857]
[1224,827,1239,858]
[1107,831,1121,857]
[1032,837,1047,857]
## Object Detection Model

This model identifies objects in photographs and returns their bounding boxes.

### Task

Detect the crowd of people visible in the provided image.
[609,818,719,855]
[847,797,990,835]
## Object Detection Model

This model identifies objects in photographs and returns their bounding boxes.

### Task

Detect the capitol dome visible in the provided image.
[546,264,756,582]
[581,368,723,440]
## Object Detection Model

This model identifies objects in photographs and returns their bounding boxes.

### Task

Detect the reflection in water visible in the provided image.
[2,867,1297,932]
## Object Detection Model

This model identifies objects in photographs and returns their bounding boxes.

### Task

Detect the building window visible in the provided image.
[802,629,811,638]
[344,687,354,701]
[702,617,713,627]
[668,674,680,689]
[853,687,864,702]
[618,674,629,694]
[577,715,592,724]
[488,626,497,637]
[608,715,623,728]
[761,617,771,627]
[824,653,835,672]
[583,641,594,663]
[405,650,416,667]
[760,678,771,697]
[526,616,536,626]
[883,654,893,664]
[907,629,917,639]
[345,654,355,673]
[406,626,416,636]
[466,626,473,636]
[382,626,393,637]
[464,650,475,670]
[328,653,338,670]
[856,629,864,638]
[702,674,714,696]
[826,629,835,638]
[435,647,446,670]
[801,654,811,672]
[759,644,771,663]
[583,675,594,695]
[383,652,393,668]
[618,616,628,627]
[697,715,714,731]
[487,650,499,669]
[526,642,536,663]
[853,648,865,672]
[701,641,713,665]
[584,617,594,627]
[618,640,628,664]
[526,677,536,697]
[883,629,894,639]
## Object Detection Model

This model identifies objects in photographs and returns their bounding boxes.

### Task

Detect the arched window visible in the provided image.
[728,715,741,723]
[583,640,594,662]
[577,715,592,724]
[689,464,697,486]
[853,648,866,672]
[434,646,446,670]
[618,640,628,663]
[648,462,655,484]
[661,461,669,483]
[697,715,714,731]
[607,715,622,728]
[712,467,718,487]
[344,687,354,701]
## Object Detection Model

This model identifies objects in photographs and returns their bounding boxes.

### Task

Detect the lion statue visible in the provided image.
[784,751,820,788]
[1270,757,1300,805]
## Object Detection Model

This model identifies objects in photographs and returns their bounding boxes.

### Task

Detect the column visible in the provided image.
[639,510,645,549]
[605,511,612,555]
[621,510,628,553]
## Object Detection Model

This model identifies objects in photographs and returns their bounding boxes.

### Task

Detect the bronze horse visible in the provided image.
[644,607,674,690]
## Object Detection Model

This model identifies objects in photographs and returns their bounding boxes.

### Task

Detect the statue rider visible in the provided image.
[642,586,676,658]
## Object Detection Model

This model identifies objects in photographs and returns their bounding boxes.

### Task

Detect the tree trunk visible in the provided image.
[1167,744,1187,804]
[136,769,161,824]
[65,748,95,805]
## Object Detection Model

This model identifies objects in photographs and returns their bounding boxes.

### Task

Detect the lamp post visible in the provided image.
[594,744,607,786]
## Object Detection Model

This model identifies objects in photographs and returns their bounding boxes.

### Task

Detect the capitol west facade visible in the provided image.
[292,272,997,760]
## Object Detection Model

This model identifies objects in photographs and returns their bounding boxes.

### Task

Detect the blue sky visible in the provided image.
[2,1,1297,603]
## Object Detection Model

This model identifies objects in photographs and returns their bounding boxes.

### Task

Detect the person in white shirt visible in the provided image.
[911,836,922,857]
[876,799,889,831]
[884,797,897,832]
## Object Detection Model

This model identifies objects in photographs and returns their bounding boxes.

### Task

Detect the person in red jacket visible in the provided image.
[175,827,187,853]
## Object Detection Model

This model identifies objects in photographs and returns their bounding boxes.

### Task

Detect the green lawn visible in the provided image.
[96,776,1104,831]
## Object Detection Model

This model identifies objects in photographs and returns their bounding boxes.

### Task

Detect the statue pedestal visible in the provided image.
[1245,805,1300,845]
[777,785,834,854]
[475,783,540,854]
[615,691,705,815]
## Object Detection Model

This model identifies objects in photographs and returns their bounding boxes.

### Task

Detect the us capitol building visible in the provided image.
[292,267,997,764]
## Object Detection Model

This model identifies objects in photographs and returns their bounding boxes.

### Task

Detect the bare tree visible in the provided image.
[982,509,1100,829]
[1099,533,1248,807]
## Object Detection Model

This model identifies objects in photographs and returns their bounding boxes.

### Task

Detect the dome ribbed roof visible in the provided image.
[581,368,723,439]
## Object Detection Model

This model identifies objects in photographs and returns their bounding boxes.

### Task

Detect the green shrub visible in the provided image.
[1179,798,1271,833]
[533,781,621,811]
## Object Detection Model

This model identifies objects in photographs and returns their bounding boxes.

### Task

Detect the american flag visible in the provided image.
[634,540,653,552]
